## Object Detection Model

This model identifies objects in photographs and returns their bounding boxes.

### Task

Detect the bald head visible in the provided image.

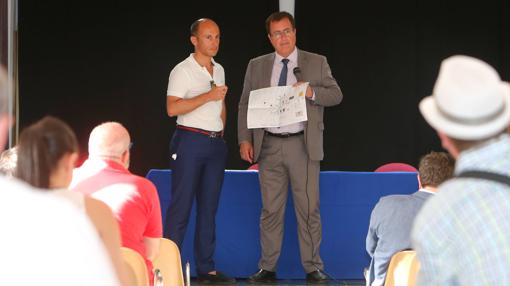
[88,122,130,160]
[190,18,217,36]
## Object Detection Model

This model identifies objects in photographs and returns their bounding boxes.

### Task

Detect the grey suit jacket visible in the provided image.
[237,49,342,162]
[365,191,433,286]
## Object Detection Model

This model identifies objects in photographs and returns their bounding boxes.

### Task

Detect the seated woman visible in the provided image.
[15,116,128,286]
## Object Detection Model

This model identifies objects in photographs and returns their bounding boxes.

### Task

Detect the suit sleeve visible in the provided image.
[237,60,254,144]
[311,56,343,107]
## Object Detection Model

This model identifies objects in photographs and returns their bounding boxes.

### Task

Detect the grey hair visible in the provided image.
[88,122,130,158]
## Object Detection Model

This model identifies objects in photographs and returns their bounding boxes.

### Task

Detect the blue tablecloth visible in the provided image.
[146,169,418,279]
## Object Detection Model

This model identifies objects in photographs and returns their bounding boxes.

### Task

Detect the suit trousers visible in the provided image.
[257,133,324,273]
[164,129,227,274]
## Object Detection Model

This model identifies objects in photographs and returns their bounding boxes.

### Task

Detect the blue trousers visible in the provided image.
[164,128,227,274]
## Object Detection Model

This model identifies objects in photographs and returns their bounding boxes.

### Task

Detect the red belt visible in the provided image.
[177,125,223,138]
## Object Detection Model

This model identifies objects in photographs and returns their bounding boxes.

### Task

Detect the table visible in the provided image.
[146,169,418,279]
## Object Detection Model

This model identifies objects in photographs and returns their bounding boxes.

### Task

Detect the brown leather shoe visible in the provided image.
[306,269,328,284]
[246,269,277,284]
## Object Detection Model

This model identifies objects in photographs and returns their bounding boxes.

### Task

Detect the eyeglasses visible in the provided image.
[271,28,294,39]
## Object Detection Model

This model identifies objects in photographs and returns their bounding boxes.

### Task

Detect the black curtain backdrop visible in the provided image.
[18,0,510,177]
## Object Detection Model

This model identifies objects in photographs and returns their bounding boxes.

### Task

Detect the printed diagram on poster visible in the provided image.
[247,83,308,129]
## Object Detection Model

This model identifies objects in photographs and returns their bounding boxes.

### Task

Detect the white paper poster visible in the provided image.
[247,83,308,129]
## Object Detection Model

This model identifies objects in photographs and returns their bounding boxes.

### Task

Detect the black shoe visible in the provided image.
[246,269,277,284]
[197,271,236,284]
[306,269,328,284]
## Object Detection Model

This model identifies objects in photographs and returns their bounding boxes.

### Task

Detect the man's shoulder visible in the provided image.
[112,172,159,197]
[299,50,327,61]
[213,60,225,70]
[249,53,274,65]
[172,56,194,72]
[375,192,430,211]
[129,172,157,190]
[378,193,414,204]
[99,169,157,192]
[72,162,156,192]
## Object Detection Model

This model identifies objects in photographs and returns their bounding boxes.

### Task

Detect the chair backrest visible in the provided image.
[121,247,150,286]
[384,250,420,286]
[152,238,185,286]
[247,163,259,170]
[375,163,418,173]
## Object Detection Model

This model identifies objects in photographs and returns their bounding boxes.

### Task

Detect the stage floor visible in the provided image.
[190,278,365,286]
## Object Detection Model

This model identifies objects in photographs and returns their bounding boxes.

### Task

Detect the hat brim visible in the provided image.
[419,82,510,140]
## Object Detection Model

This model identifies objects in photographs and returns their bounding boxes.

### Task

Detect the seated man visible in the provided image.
[70,122,162,284]
[365,151,454,286]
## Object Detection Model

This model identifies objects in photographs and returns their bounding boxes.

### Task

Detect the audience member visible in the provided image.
[0,68,120,285]
[0,146,17,176]
[70,121,162,285]
[366,151,454,286]
[412,55,510,285]
[15,116,128,286]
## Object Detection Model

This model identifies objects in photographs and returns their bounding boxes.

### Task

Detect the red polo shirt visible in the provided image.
[70,158,162,283]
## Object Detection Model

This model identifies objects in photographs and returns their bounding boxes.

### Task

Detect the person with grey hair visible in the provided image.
[88,121,132,167]
[0,72,120,284]
[70,121,162,285]
[412,55,510,285]
[0,146,17,176]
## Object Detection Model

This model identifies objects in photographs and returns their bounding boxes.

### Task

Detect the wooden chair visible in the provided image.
[384,250,420,286]
[121,247,150,286]
[152,238,185,286]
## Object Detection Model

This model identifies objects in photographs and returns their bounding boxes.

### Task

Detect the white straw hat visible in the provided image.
[419,55,510,140]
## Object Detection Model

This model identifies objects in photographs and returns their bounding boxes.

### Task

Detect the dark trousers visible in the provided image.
[164,128,227,274]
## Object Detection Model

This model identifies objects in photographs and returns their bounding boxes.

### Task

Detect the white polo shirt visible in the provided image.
[167,54,225,132]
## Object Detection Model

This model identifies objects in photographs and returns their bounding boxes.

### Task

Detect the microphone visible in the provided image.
[293,67,303,82]
[294,66,312,101]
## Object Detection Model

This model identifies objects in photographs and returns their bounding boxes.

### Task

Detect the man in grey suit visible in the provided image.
[237,11,343,284]
[365,151,454,286]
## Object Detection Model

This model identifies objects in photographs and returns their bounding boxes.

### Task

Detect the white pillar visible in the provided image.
[279,0,295,17]
[7,0,18,147]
